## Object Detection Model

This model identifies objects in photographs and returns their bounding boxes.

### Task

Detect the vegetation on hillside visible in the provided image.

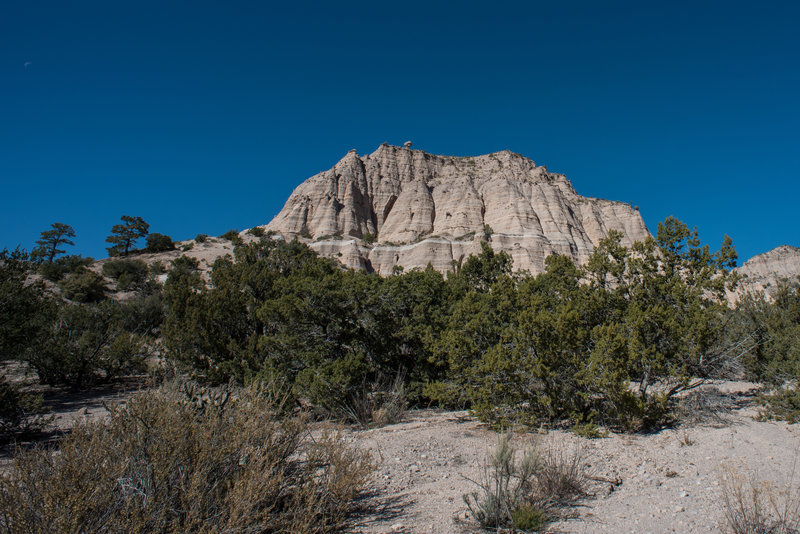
[2,214,800,530]
[4,216,800,437]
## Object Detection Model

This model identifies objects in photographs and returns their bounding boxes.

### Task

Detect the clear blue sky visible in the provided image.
[2,1,798,264]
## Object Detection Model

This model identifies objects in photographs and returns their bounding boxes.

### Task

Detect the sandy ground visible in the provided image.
[4,378,798,533]
[348,383,800,534]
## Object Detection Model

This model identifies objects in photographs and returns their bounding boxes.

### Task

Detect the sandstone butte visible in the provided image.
[261,144,651,276]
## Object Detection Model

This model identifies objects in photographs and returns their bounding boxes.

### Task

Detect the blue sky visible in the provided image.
[2,1,798,264]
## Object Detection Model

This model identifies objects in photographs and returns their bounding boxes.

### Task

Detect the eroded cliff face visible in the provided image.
[264,144,651,275]
[735,245,800,298]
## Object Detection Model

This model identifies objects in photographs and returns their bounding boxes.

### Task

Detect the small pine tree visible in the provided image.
[33,223,76,264]
[106,216,149,256]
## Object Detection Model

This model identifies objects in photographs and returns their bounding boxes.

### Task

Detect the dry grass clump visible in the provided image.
[339,374,408,428]
[674,385,738,427]
[721,461,800,534]
[463,433,591,532]
[0,381,375,533]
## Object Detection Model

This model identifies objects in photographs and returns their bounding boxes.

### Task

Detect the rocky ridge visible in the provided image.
[263,144,650,275]
[735,245,800,297]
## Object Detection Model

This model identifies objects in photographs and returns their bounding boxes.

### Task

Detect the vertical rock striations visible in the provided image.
[264,144,651,275]
[734,245,800,298]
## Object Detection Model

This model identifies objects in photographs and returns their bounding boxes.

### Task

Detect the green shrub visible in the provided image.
[422,380,470,409]
[315,233,343,241]
[170,255,200,274]
[102,258,148,290]
[195,233,208,243]
[24,301,147,389]
[247,227,266,237]
[447,221,737,432]
[1,248,50,358]
[572,422,609,439]
[58,269,106,303]
[181,242,194,251]
[757,387,800,423]
[38,254,93,282]
[484,224,494,235]
[145,232,175,252]
[0,382,375,533]
[221,229,242,244]
[149,260,166,276]
[362,232,376,245]
[725,278,800,384]
[0,376,50,444]
[512,505,547,531]
[117,293,165,337]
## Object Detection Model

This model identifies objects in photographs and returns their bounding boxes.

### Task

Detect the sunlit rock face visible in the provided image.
[734,245,800,299]
[264,144,651,275]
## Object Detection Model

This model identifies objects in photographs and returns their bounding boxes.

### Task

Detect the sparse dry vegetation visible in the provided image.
[463,433,591,532]
[0,381,375,533]
[721,460,800,534]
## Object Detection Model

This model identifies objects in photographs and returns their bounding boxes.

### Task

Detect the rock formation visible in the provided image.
[263,144,651,275]
[735,245,800,298]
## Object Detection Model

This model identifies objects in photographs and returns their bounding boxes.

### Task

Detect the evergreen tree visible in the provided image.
[106,216,149,256]
[33,223,75,264]
[0,249,49,360]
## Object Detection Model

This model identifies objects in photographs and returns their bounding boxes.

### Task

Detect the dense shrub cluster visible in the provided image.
[163,238,449,422]
[0,382,374,533]
[58,268,107,303]
[723,278,800,422]
[102,258,149,290]
[145,232,175,252]
[161,217,743,430]
[0,376,49,444]
[5,214,799,436]
[25,301,148,389]
[220,228,243,244]
[438,221,739,430]
[37,254,93,282]
[1,246,162,439]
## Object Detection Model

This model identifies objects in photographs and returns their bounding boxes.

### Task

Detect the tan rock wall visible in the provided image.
[265,144,652,275]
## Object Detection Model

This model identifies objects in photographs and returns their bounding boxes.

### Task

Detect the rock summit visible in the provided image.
[264,144,651,275]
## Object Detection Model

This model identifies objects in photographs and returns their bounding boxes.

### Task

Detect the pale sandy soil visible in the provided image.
[4,379,798,533]
[349,383,800,534]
